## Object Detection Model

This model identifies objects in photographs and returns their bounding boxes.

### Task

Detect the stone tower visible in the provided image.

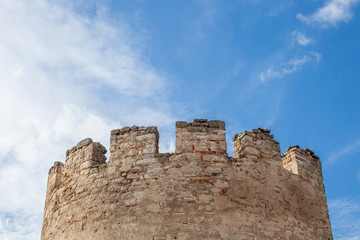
[41,119,333,240]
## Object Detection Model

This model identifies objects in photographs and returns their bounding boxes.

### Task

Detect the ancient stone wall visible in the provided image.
[41,119,333,240]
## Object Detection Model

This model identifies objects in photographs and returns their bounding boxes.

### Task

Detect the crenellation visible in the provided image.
[42,119,333,240]
[107,126,160,185]
[282,145,323,182]
[233,128,281,165]
[110,125,159,161]
[49,161,64,175]
[64,138,107,177]
[176,119,226,129]
[175,119,227,157]
[111,125,159,136]
[47,161,64,193]
[76,137,93,149]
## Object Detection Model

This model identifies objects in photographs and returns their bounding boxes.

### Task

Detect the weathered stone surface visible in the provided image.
[41,119,333,240]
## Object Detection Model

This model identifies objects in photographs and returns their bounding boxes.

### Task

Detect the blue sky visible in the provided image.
[0,0,359,239]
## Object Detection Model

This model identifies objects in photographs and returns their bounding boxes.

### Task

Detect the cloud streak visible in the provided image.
[297,0,360,27]
[259,52,321,82]
[326,138,360,164]
[291,31,313,46]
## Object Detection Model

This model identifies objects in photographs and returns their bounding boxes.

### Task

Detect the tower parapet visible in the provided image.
[109,126,159,174]
[233,128,281,165]
[110,126,159,160]
[175,119,226,155]
[282,145,323,183]
[65,138,107,176]
[41,119,333,240]
[46,162,64,194]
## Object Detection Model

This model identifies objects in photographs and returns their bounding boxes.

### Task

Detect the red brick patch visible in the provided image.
[80,158,92,164]
[76,166,91,174]
[213,160,226,163]
[125,203,138,208]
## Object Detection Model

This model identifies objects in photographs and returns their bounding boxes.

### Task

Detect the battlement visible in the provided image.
[46,161,64,195]
[110,125,159,159]
[175,119,226,155]
[282,145,322,183]
[65,138,107,176]
[233,128,281,165]
[175,119,225,129]
[42,119,333,240]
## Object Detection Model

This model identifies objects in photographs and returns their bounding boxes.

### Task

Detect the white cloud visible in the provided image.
[297,0,360,27]
[259,52,321,82]
[0,105,118,240]
[329,199,360,240]
[291,31,313,46]
[326,139,360,163]
[0,0,176,239]
[0,1,165,97]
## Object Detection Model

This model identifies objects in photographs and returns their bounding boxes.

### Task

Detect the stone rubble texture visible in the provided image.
[41,119,333,240]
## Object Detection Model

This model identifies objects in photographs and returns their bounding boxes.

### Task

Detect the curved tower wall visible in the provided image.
[41,119,333,240]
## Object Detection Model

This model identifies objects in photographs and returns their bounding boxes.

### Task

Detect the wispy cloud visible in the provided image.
[297,0,360,27]
[259,52,321,82]
[326,138,360,163]
[291,31,313,46]
[329,199,360,240]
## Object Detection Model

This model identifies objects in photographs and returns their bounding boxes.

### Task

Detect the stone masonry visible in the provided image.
[41,119,333,240]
